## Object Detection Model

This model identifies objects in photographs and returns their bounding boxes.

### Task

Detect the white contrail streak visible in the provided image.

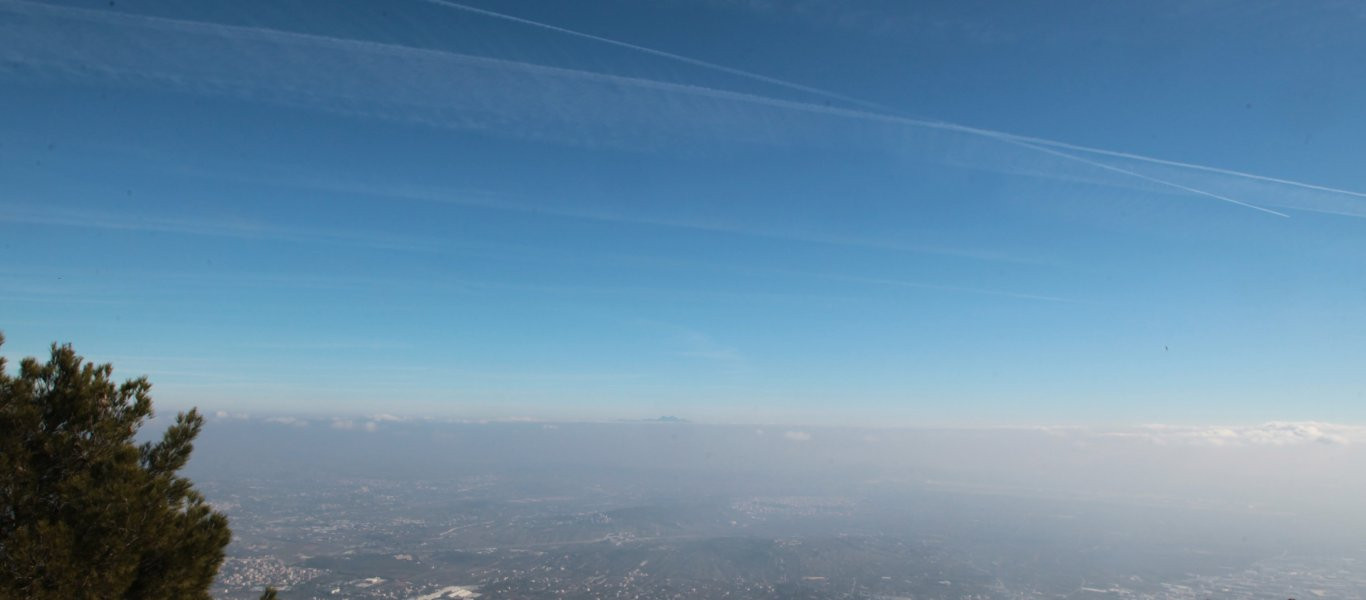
[7,0,1359,213]
[419,0,1364,212]
[417,0,903,114]
[1001,140,1289,217]
[942,124,1366,201]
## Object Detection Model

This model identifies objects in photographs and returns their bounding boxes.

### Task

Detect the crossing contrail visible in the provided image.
[417,0,903,115]
[8,0,1358,215]
[1001,140,1290,217]
[941,123,1366,201]
[419,0,1365,213]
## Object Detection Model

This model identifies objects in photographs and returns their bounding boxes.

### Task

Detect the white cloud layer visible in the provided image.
[331,418,380,432]
[1113,422,1365,447]
[213,410,250,420]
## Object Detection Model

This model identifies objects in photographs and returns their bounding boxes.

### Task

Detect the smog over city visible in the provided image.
[176,415,1366,599]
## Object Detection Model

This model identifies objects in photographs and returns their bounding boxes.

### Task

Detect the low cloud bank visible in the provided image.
[1112,422,1364,447]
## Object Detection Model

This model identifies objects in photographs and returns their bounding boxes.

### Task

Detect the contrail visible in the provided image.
[417,0,903,114]
[9,0,1357,213]
[939,123,1366,201]
[418,0,1364,211]
[1002,140,1289,217]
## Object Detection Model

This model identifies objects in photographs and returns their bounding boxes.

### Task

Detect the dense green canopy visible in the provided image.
[0,335,231,599]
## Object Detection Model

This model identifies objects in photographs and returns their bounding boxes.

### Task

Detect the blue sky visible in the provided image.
[2,0,1364,425]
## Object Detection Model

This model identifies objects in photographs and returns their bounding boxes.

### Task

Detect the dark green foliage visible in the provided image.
[0,335,231,599]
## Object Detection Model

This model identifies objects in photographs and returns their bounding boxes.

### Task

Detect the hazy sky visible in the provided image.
[2,0,1364,425]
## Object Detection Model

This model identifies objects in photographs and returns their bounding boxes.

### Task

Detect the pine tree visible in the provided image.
[0,335,232,599]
